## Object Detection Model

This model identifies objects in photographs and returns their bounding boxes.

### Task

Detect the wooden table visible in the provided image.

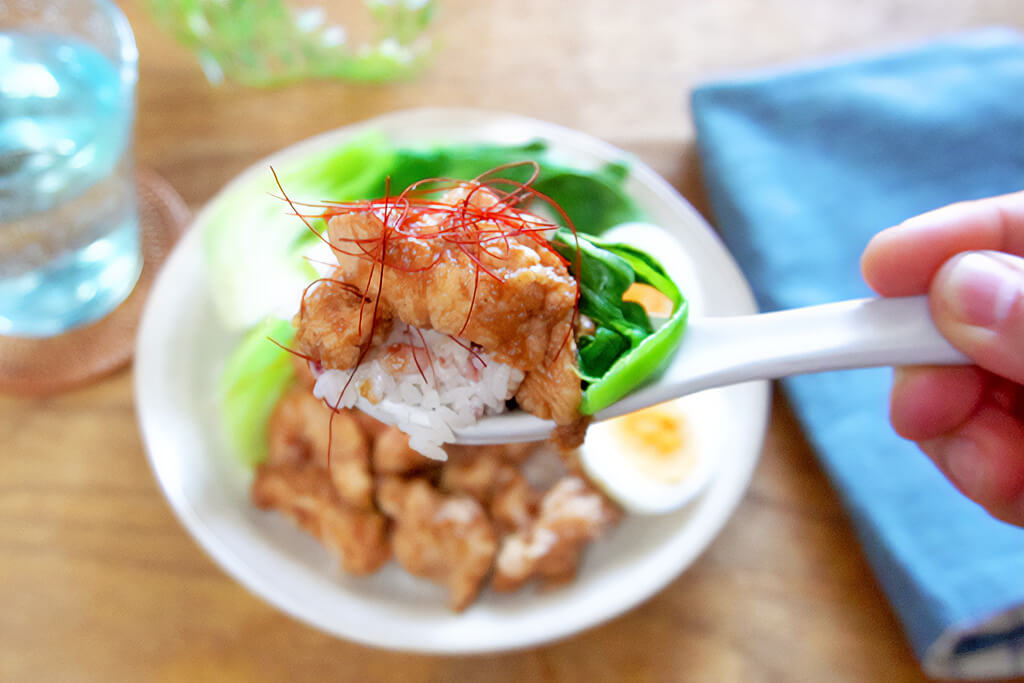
[2,2,1022,681]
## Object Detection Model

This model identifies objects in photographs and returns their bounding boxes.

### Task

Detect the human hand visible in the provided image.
[861,191,1024,525]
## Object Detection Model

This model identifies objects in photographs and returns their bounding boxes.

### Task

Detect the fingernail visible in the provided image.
[940,436,988,497]
[941,252,1023,327]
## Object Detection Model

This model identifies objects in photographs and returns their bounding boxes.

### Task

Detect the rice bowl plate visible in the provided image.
[134,108,770,653]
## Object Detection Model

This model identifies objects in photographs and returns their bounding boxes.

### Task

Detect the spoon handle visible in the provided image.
[456,296,972,443]
[600,295,971,420]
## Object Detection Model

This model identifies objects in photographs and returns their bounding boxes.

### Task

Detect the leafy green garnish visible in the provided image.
[220,317,296,466]
[364,144,638,234]
[533,163,639,236]
[551,229,689,415]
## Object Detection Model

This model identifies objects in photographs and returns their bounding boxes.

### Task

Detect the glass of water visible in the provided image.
[0,0,141,337]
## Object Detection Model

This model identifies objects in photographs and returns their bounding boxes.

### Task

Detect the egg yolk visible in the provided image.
[622,282,673,317]
[613,404,695,483]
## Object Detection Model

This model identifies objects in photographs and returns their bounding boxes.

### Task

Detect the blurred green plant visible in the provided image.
[145,0,435,86]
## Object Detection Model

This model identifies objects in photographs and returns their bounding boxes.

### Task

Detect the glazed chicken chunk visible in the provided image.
[267,385,374,509]
[441,446,539,533]
[293,278,392,373]
[252,463,390,575]
[493,476,621,591]
[377,477,498,611]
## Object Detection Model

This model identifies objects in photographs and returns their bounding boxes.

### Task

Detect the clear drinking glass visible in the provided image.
[0,0,141,337]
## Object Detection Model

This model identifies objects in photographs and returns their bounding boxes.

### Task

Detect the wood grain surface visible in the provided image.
[2,1,1022,681]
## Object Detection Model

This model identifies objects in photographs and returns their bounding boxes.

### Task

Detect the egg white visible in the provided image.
[579,391,727,514]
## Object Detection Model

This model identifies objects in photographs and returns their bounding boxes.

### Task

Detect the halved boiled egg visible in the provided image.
[577,391,725,514]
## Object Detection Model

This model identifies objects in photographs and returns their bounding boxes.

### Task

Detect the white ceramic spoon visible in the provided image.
[444,295,970,445]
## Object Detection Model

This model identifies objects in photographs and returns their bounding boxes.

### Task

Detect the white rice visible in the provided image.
[311,321,524,460]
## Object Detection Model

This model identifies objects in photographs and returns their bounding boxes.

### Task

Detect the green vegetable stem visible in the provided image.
[220,317,297,466]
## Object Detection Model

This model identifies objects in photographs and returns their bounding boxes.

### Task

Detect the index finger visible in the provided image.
[861,191,1024,297]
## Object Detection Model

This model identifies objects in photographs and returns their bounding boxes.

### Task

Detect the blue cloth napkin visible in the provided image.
[692,28,1024,679]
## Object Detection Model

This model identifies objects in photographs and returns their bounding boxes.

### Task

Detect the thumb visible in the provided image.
[930,250,1024,384]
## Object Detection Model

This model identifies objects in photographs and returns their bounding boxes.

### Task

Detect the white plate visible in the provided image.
[134,108,770,654]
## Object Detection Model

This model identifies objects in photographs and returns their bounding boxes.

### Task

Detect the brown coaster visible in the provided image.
[0,169,190,396]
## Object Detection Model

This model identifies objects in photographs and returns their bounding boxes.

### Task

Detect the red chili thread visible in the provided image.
[267,336,317,363]
[412,326,436,383]
[447,335,488,369]
[407,334,428,383]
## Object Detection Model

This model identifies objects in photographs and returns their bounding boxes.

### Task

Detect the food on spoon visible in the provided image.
[290,171,580,459]
[283,163,689,459]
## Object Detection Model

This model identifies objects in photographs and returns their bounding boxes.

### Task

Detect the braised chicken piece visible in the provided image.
[290,352,317,390]
[489,473,536,534]
[352,409,390,440]
[492,441,542,466]
[293,277,393,372]
[440,447,539,534]
[444,442,539,468]
[267,386,374,509]
[493,476,621,591]
[266,385,312,468]
[372,426,435,475]
[440,450,510,502]
[252,463,390,575]
[514,337,582,425]
[377,477,497,611]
